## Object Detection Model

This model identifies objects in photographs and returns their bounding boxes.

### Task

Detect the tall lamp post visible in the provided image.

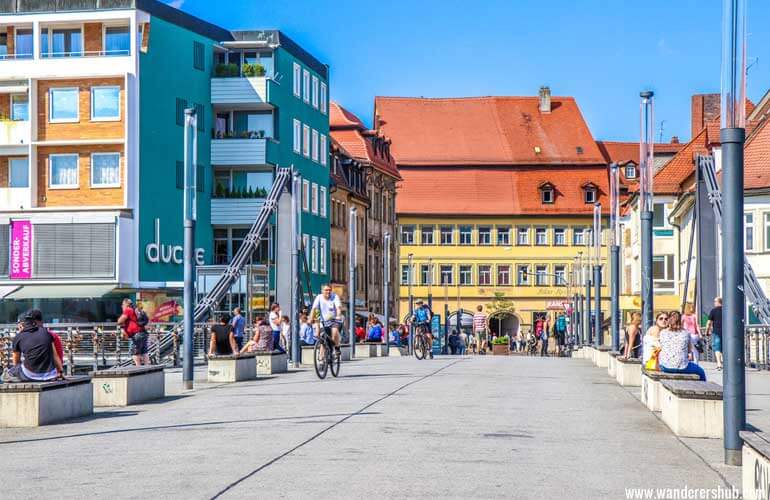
[349,207,357,358]
[407,253,414,355]
[383,231,391,353]
[609,163,622,352]
[182,108,197,390]
[721,0,747,466]
[585,230,593,345]
[593,203,603,347]
[427,257,433,310]
[577,251,584,345]
[639,91,655,335]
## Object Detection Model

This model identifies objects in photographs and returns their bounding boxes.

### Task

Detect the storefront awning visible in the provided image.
[4,284,117,300]
[0,285,20,299]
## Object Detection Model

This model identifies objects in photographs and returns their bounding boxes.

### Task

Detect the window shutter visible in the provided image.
[33,223,115,278]
[175,98,187,126]
[193,41,204,71]
[196,164,205,192]
[176,161,184,189]
[194,103,204,132]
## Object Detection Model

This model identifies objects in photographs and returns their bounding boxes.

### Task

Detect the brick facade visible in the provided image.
[691,94,720,138]
[0,157,7,187]
[6,25,14,56]
[84,23,102,54]
[37,145,124,207]
[0,94,9,119]
[37,77,124,141]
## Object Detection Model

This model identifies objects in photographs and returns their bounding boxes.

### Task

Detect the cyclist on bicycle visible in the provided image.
[311,284,343,353]
[409,300,434,359]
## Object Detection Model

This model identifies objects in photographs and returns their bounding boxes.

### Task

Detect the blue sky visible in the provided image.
[171,0,770,143]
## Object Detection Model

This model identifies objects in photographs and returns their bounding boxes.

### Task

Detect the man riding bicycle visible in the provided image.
[409,300,434,359]
[311,285,343,353]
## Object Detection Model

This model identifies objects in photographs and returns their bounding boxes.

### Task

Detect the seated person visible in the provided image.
[209,314,238,356]
[366,318,384,343]
[300,314,316,346]
[2,309,63,383]
[389,327,401,346]
[240,317,274,354]
[658,311,706,381]
[355,323,366,342]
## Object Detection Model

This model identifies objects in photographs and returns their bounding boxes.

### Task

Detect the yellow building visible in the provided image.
[375,90,611,334]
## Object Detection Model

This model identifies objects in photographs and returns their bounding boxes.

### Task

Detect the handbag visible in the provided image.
[695,338,705,354]
[644,346,660,371]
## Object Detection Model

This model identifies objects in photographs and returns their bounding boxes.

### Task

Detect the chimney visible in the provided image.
[670,136,680,144]
[539,86,551,113]
[691,94,720,137]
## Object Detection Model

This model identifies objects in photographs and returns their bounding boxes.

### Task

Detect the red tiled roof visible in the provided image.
[374,96,606,166]
[396,167,610,216]
[329,101,401,180]
[653,128,711,194]
[596,141,685,165]
[745,118,770,190]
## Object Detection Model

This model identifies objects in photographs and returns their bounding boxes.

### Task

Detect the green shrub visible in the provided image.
[242,63,265,77]
[214,63,239,77]
[492,336,510,345]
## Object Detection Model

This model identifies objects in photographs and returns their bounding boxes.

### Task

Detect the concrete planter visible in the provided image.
[492,344,510,355]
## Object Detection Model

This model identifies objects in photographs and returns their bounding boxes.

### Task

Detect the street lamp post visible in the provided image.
[640,91,655,335]
[610,163,622,352]
[720,0,747,466]
[384,232,391,353]
[577,251,584,345]
[593,204,602,347]
[585,231,593,345]
[407,253,414,355]
[349,207,357,358]
[291,172,301,368]
[182,108,197,390]
[427,257,433,310]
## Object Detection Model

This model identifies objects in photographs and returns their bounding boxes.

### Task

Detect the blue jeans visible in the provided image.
[662,362,706,381]
[272,330,284,353]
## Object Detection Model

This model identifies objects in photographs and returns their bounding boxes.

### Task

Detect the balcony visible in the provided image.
[211,198,266,225]
[211,76,269,108]
[0,121,29,153]
[211,138,278,166]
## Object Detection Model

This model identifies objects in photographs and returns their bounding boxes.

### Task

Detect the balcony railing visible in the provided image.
[0,120,30,147]
[211,76,268,106]
[211,198,266,225]
[40,49,130,58]
[211,137,270,165]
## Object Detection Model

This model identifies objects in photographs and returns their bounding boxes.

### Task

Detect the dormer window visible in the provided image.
[539,182,555,204]
[584,187,597,204]
[625,164,637,179]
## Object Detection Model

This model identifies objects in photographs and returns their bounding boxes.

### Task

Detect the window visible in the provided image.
[497,226,510,246]
[517,265,529,286]
[311,75,319,108]
[320,82,328,114]
[420,264,432,285]
[401,225,415,244]
[653,254,675,290]
[192,40,205,70]
[401,264,411,285]
[554,265,566,286]
[49,88,79,122]
[653,203,668,228]
[91,86,120,121]
[478,226,491,245]
[320,134,327,166]
[497,265,511,286]
[765,213,770,251]
[293,119,301,153]
[440,265,453,285]
[302,179,309,212]
[41,27,82,57]
[8,158,29,188]
[320,238,327,274]
[745,212,754,251]
[517,227,529,245]
[541,188,554,204]
[459,265,472,285]
[91,153,120,187]
[420,225,434,245]
[104,26,130,56]
[14,29,33,59]
[311,236,318,273]
[554,227,566,246]
[175,97,187,126]
[573,227,587,246]
[478,265,492,286]
[440,226,454,245]
[625,164,637,179]
[11,94,28,121]
[0,32,6,58]
[302,125,310,157]
[320,186,327,218]
[584,187,597,204]
[459,225,472,245]
[535,227,548,246]
[293,63,301,97]
[302,69,310,103]
[311,129,319,162]
[535,265,548,286]
[311,183,319,214]
[49,154,79,188]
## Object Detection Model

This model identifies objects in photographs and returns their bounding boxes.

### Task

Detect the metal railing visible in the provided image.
[697,325,770,370]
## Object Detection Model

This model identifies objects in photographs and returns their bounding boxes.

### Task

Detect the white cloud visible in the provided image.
[167,0,185,8]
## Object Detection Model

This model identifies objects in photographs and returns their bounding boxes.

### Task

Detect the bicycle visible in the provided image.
[313,321,341,379]
[413,322,432,360]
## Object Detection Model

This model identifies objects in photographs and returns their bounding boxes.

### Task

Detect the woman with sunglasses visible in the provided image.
[642,312,668,367]
[658,311,706,380]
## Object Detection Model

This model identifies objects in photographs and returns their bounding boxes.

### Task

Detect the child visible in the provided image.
[300,314,316,346]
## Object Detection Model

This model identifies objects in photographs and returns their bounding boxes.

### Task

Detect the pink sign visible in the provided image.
[10,220,32,279]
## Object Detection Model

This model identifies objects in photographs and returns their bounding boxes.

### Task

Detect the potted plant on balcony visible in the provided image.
[214,63,239,77]
[491,336,510,356]
[242,63,266,77]
[214,182,226,198]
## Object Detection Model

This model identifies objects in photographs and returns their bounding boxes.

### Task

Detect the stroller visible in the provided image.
[526,335,539,356]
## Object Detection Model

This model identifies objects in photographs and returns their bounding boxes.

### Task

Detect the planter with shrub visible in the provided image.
[491,336,510,355]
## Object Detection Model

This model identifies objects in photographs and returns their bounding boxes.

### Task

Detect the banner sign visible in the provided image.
[10,220,32,279]
[150,300,180,322]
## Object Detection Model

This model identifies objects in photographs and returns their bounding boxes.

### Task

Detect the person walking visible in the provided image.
[231,307,246,351]
[472,305,488,354]
[117,298,148,366]
[540,315,550,357]
[705,297,723,370]
[682,303,702,364]
[268,303,284,353]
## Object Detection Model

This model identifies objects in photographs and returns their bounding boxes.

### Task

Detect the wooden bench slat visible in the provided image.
[91,365,165,378]
[661,380,723,400]
[0,375,91,393]
[641,369,701,381]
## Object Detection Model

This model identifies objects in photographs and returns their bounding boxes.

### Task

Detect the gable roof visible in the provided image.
[652,128,711,195]
[745,118,770,191]
[596,140,685,165]
[374,96,605,166]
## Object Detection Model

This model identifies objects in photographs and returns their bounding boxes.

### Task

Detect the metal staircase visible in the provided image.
[699,155,770,324]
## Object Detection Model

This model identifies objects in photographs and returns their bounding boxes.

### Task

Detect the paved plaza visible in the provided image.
[1,355,765,499]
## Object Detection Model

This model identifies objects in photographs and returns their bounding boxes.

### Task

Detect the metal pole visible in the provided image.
[585,263,592,345]
[384,232,391,353]
[427,257,433,310]
[640,91,655,335]
[182,108,197,390]
[593,203,602,347]
[349,207,357,357]
[291,172,301,368]
[408,253,414,355]
[610,246,620,351]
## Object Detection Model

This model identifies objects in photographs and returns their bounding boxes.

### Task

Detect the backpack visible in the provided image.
[556,316,567,333]
[136,309,149,329]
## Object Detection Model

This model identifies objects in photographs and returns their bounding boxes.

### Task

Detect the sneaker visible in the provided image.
[429,352,434,359]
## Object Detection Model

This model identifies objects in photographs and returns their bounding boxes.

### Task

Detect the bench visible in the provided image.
[607,351,621,378]
[615,357,642,387]
[571,347,584,359]
[741,431,770,500]
[90,365,165,407]
[640,369,700,412]
[0,376,93,427]
[207,353,257,382]
[388,346,403,357]
[300,343,352,366]
[354,343,380,358]
[660,380,723,438]
[595,346,612,368]
[256,351,288,376]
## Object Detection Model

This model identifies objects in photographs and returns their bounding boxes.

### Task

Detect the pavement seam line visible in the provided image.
[210,358,464,499]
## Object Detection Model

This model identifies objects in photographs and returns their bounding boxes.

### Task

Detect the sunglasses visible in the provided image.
[657,316,668,321]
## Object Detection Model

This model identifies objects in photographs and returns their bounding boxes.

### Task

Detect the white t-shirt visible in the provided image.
[312,293,342,322]
[269,311,282,331]
[642,332,660,365]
